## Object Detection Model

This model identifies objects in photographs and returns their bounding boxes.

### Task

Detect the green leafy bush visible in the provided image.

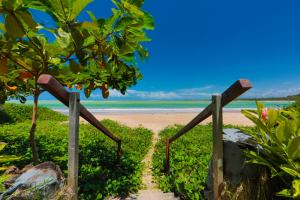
[242,102,300,199]
[0,119,152,199]
[0,103,67,124]
[287,98,300,113]
[0,142,20,171]
[152,125,213,200]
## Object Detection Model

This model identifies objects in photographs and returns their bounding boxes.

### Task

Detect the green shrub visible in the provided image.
[152,125,213,200]
[0,103,67,124]
[0,119,152,199]
[287,98,300,113]
[242,102,300,198]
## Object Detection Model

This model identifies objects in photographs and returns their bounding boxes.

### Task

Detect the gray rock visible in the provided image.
[0,162,65,200]
[205,129,262,199]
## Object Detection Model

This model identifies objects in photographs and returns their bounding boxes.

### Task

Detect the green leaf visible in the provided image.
[16,10,38,32]
[293,180,300,198]
[70,28,84,48]
[241,109,269,139]
[0,23,6,32]
[56,28,71,48]
[280,166,300,178]
[244,150,275,170]
[277,189,292,198]
[276,122,289,142]
[123,1,144,17]
[87,10,97,22]
[77,22,98,30]
[69,0,93,21]
[287,136,300,160]
[69,60,82,73]
[0,142,6,151]
[119,43,135,55]
[267,108,278,127]
[0,166,10,171]
[5,13,25,38]
[0,155,21,163]
[30,0,68,21]
[256,101,264,119]
[115,17,132,31]
[143,12,154,30]
[83,36,95,47]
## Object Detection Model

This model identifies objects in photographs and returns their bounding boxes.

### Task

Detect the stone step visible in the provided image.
[162,193,180,200]
[108,189,179,200]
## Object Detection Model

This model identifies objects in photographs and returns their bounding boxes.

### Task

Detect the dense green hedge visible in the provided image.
[152,125,213,200]
[0,103,67,124]
[0,119,152,199]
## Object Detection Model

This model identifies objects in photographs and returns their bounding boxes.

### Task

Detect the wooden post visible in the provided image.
[68,92,80,200]
[212,95,223,200]
[166,138,170,175]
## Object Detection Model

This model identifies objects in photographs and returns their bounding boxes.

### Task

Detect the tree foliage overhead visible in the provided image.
[0,0,154,100]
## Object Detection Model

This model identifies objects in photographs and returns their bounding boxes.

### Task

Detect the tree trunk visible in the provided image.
[30,89,40,165]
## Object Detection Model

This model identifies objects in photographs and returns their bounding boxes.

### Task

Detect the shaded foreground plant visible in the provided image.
[242,102,300,198]
[0,119,152,199]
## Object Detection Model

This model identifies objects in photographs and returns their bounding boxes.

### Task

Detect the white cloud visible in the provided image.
[91,84,300,100]
[108,89,125,97]
[107,85,215,99]
[127,90,179,99]
[244,86,300,98]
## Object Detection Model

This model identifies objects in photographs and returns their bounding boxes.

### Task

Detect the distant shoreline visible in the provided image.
[8,99,296,102]
[7,99,294,114]
[55,107,249,115]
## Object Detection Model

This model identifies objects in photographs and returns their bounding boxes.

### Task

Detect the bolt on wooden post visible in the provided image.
[212,94,223,200]
[68,92,80,200]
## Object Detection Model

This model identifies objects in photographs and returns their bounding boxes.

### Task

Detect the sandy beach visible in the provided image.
[89,111,254,133]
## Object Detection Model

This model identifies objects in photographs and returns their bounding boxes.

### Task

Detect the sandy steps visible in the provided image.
[108,189,179,200]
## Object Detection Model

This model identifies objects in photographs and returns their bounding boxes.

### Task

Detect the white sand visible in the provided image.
[86,111,253,133]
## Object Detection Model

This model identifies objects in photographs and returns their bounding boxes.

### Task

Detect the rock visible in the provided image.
[4,166,20,175]
[205,129,266,200]
[3,166,21,189]
[0,162,65,200]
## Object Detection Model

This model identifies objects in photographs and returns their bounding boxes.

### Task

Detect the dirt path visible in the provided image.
[141,128,160,189]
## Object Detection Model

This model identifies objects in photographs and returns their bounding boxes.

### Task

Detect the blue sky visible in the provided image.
[40,0,300,100]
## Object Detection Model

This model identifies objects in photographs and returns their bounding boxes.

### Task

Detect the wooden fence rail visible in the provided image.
[165,79,252,199]
[37,74,122,199]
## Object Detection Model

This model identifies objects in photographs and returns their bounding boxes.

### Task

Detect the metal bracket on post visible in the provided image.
[212,94,223,200]
[68,92,80,200]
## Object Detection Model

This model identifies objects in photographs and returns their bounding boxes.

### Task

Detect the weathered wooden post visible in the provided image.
[68,92,80,200]
[212,94,223,200]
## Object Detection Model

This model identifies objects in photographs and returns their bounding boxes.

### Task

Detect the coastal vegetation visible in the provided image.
[0,103,68,124]
[0,0,154,163]
[0,104,152,199]
[152,125,213,200]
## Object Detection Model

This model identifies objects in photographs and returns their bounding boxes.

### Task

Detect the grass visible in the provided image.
[0,103,153,199]
[152,124,213,200]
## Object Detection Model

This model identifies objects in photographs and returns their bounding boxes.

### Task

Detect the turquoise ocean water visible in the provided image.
[14,100,294,113]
